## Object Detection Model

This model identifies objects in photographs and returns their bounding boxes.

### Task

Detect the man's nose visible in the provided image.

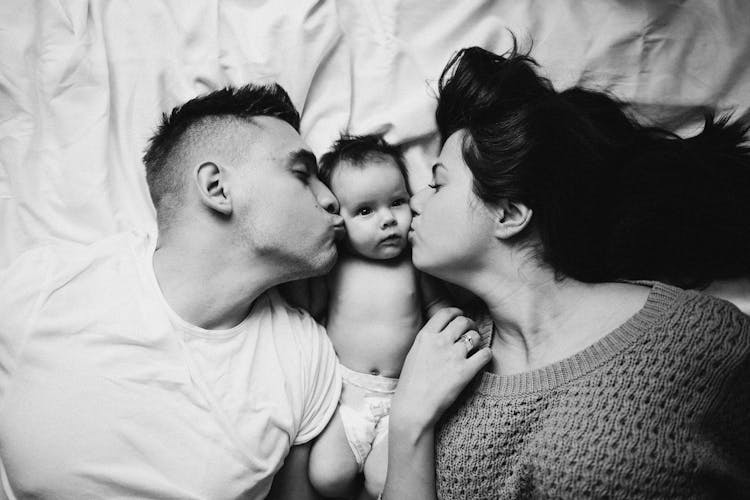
[312,178,339,214]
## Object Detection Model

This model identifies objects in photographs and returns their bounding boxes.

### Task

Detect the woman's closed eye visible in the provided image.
[427,183,441,191]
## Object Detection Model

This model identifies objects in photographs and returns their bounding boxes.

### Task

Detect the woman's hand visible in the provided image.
[392,307,492,431]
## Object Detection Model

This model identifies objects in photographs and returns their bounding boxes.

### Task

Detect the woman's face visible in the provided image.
[409,130,496,282]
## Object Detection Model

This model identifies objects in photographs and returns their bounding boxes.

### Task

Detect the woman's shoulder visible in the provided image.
[663,281,748,323]
[649,282,750,362]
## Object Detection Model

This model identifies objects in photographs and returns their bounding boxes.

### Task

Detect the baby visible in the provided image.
[307,134,446,499]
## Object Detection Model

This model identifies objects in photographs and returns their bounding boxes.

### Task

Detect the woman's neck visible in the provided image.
[469,267,647,375]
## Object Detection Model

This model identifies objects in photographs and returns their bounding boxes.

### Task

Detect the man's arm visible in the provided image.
[267,443,320,500]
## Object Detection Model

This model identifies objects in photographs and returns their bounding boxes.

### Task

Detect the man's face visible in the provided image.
[230,117,343,281]
[331,159,412,260]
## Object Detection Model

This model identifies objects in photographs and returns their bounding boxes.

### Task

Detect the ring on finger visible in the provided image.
[460,332,475,354]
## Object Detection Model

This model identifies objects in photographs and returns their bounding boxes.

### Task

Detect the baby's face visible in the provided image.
[330,158,412,260]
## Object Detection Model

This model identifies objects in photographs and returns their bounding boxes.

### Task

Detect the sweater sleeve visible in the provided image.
[702,304,750,494]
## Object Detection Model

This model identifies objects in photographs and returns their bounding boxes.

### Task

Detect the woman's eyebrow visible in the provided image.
[431,162,446,176]
[288,149,318,174]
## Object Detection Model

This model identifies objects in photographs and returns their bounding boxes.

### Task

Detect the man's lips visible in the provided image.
[332,220,346,240]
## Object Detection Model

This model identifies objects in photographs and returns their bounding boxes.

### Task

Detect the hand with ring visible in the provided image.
[459,330,481,356]
[390,307,492,430]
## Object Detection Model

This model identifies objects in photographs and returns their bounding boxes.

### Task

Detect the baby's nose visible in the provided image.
[380,210,396,228]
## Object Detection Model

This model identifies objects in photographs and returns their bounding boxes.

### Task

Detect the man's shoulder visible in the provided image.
[250,289,326,337]
[246,290,336,375]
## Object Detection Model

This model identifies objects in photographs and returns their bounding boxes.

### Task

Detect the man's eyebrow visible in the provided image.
[288,149,318,174]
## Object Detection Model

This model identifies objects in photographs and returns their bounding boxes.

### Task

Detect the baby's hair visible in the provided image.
[318,133,410,193]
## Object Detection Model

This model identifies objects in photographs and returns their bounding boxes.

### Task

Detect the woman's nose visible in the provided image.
[312,178,339,214]
[410,187,429,215]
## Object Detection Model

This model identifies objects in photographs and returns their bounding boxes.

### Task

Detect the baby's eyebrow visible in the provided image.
[288,149,318,174]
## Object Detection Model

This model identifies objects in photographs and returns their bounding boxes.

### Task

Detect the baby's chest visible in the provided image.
[332,264,421,318]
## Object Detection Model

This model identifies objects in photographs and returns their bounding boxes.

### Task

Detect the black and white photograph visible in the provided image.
[0,1,748,498]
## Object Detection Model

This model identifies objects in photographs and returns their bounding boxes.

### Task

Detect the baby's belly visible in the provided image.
[327,316,420,378]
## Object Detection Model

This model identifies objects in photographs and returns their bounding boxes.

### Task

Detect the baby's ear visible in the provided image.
[194,161,232,215]
[492,199,532,240]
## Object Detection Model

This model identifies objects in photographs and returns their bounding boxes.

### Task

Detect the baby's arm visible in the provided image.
[420,274,483,318]
[419,273,452,318]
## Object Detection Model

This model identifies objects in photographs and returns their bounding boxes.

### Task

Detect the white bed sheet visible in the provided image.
[1,0,749,268]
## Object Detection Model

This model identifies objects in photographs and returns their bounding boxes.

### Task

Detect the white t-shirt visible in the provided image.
[0,232,341,499]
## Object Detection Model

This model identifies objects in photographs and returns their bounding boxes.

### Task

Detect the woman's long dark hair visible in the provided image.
[436,41,750,286]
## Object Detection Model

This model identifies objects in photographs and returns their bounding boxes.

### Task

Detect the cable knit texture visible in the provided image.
[435,283,750,499]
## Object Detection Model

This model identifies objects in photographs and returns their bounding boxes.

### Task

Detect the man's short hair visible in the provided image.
[143,84,300,224]
[318,133,410,193]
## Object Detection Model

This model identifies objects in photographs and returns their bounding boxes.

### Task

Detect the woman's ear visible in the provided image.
[492,199,532,240]
[194,161,232,215]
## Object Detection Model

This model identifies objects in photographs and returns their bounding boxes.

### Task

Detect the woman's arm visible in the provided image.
[383,308,492,499]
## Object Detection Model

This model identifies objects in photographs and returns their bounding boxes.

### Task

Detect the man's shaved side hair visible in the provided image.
[143,84,300,227]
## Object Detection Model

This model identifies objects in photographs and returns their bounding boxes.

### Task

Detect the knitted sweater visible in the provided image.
[435,283,750,499]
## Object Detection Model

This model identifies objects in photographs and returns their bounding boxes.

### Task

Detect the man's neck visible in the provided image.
[152,235,271,331]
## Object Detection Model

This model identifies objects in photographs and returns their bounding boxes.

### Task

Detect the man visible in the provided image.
[0,84,344,499]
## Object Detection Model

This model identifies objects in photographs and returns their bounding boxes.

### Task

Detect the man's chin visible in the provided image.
[306,245,338,277]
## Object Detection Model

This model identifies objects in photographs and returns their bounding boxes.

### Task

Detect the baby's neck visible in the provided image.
[343,247,412,266]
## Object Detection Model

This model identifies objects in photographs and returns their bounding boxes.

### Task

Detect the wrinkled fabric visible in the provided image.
[0,232,341,499]
[1,0,749,267]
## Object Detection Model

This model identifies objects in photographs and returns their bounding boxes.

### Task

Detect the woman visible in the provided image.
[382,45,750,498]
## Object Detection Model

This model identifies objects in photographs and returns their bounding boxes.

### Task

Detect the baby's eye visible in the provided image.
[392,199,406,207]
[357,207,372,216]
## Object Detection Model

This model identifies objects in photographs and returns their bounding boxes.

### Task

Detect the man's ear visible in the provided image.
[492,199,532,240]
[194,161,232,215]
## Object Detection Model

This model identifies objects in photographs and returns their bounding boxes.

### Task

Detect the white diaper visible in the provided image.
[338,364,398,471]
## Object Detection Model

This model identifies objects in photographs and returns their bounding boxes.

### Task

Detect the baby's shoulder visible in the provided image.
[334,254,416,279]
[330,255,418,296]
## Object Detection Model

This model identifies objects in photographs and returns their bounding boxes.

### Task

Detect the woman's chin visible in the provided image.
[410,247,431,271]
